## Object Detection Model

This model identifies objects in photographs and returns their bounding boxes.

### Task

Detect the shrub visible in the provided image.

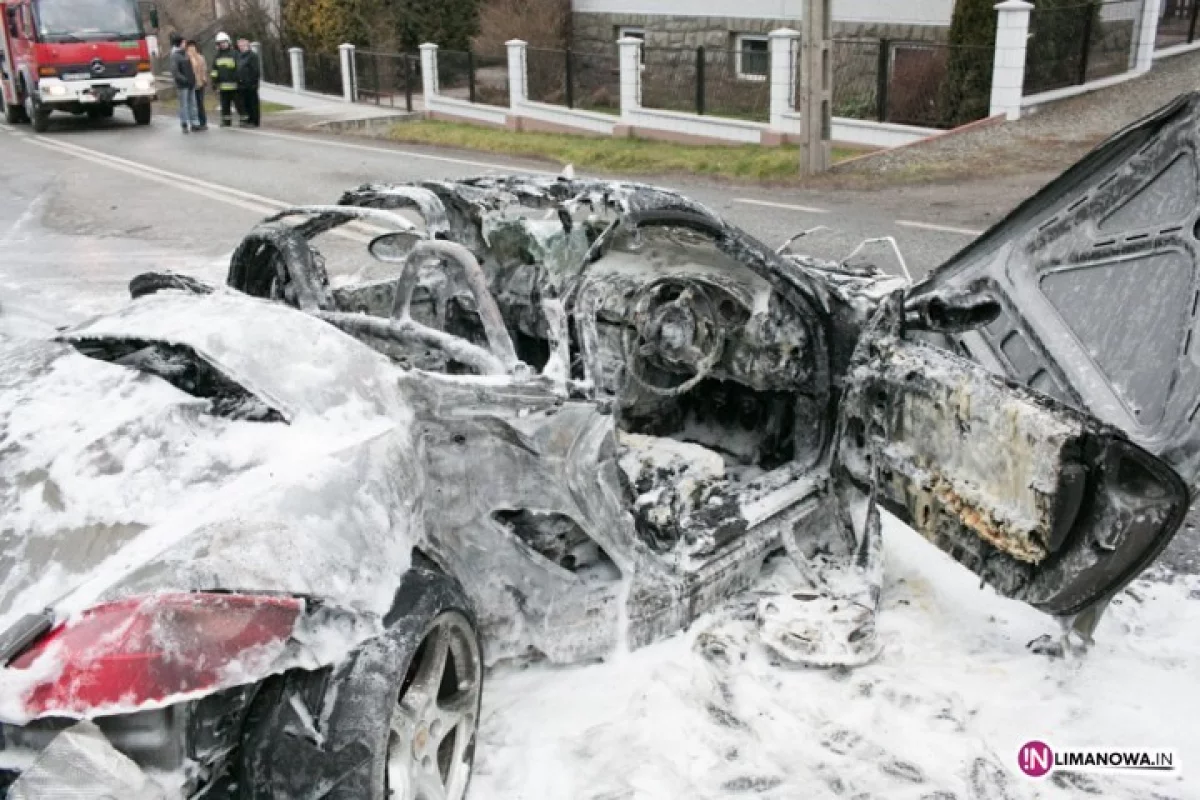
[474,0,569,51]
[939,0,996,127]
[281,0,482,54]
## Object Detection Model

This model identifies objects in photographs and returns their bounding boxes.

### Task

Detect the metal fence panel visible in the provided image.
[827,39,882,122]
[1025,0,1144,95]
[436,49,508,106]
[259,40,289,86]
[1157,0,1200,47]
[304,51,343,97]
[824,39,995,129]
[354,50,420,111]
[524,47,621,114]
[642,46,770,122]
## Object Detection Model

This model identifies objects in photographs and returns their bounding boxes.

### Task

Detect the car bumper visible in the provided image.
[0,720,182,799]
[38,76,157,107]
[0,686,256,798]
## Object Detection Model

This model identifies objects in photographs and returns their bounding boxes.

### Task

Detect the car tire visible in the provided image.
[235,564,483,800]
[132,102,151,125]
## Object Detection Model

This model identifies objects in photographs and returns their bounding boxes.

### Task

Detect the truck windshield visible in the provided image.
[34,0,143,43]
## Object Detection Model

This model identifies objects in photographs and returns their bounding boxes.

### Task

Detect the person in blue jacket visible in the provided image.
[168,32,200,133]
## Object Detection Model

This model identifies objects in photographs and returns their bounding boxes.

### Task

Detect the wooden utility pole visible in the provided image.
[798,0,832,175]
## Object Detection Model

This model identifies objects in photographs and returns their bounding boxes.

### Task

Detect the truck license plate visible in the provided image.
[62,73,89,81]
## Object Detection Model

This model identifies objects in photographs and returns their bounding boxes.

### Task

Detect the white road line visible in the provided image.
[26,135,291,219]
[236,127,562,176]
[32,135,295,211]
[732,198,829,214]
[894,219,983,237]
[16,133,376,242]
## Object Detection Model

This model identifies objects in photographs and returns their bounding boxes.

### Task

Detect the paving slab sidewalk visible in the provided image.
[258,83,419,133]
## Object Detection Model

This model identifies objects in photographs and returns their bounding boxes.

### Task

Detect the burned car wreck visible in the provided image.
[2,94,1199,798]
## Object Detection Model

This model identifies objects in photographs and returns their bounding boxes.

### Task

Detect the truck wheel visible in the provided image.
[25,96,48,133]
[1,93,21,124]
[132,103,151,125]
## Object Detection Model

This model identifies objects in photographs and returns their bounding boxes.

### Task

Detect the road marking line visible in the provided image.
[18,134,377,243]
[733,198,829,214]
[235,127,563,176]
[33,135,296,210]
[894,219,983,237]
[25,135,287,216]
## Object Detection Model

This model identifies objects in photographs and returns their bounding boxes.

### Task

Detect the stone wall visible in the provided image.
[572,11,950,55]
[572,12,949,120]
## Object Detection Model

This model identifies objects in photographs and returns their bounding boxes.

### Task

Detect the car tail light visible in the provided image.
[10,593,302,716]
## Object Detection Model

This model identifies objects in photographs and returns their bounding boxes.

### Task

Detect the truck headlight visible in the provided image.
[134,76,154,91]
[44,84,68,97]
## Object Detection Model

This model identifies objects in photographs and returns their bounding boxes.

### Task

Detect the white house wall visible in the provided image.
[571,0,954,26]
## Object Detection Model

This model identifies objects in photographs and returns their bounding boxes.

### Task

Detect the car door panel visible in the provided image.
[910,92,1200,485]
[839,298,1188,621]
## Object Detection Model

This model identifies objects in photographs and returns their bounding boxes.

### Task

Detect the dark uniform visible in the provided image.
[211,45,239,127]
[237,46,261,127]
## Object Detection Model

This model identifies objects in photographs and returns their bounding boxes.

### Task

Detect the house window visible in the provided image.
[617,26,646,66]
[735,34,769,81]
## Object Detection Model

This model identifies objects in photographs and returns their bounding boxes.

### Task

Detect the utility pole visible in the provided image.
[798,0,832,175]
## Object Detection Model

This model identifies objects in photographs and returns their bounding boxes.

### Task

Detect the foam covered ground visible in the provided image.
[473,515,1199,800]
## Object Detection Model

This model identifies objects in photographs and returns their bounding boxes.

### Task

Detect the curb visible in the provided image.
[833,114,1007,170]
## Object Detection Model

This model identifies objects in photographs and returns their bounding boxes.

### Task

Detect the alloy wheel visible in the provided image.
[386,611,481,800]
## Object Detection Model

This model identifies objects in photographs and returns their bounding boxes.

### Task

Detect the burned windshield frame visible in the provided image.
[34,0,143,42]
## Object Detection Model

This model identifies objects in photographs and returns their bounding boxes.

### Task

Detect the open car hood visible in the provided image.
[910,91,1200,486]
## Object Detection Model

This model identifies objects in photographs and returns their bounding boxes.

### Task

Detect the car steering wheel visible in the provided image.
[622,277,725,397]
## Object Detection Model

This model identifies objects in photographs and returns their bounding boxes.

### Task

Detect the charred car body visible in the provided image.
[2,94,1198,798]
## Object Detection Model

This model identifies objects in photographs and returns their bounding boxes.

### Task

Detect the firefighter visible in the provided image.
[210,32,239,127]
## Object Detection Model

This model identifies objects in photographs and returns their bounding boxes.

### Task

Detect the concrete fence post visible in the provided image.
[768,28,801,129]
[420,43,440,105]
[506,39,528,108]
[990,0,1034,120]
[338,43,356,103]
[617,37,642,115]
[1136,0,1164,69]
[288,47,305,93]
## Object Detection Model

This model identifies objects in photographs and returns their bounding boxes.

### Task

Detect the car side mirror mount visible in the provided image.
[368,231,425,264]
[904,287,1001,334]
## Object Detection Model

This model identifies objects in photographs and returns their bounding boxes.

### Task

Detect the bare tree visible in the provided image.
[474,0,569,52]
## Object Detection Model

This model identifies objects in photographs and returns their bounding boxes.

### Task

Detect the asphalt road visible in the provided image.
[0,109,998,285]
[3,108,1197,573]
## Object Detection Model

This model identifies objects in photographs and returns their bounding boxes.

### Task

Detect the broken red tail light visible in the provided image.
[10,593,302,716]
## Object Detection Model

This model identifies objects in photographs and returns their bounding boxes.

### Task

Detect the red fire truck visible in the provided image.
[0,0,158,132]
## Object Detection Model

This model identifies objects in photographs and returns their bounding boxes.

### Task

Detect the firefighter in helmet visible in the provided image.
[211,32,240,127]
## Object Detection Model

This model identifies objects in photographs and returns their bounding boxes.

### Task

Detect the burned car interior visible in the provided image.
[118,166,1185,662]
[5,93,1200,800]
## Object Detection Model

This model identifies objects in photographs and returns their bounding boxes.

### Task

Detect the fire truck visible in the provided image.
[0,0,158,132]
